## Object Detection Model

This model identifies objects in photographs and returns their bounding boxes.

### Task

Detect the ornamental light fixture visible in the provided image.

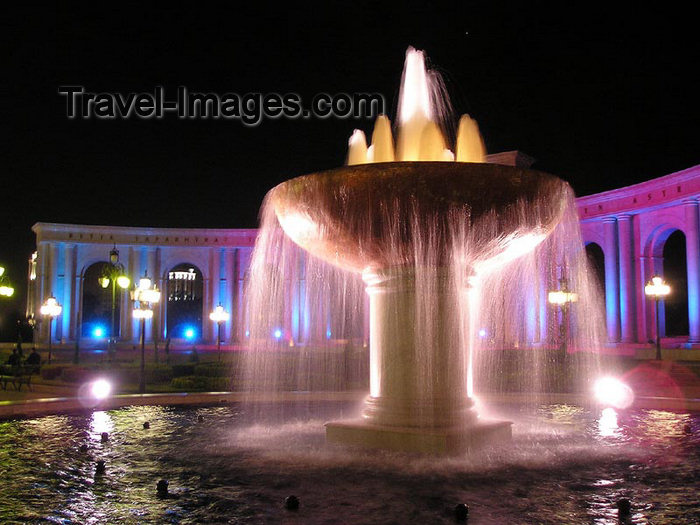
[132,271,161,393]
[209,304,230,361]
[548,271,578,353]
[644,275,671,360]
[40,296,63,363]
[0,266,15,297]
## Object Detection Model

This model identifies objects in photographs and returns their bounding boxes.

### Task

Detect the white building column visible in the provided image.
[224,248,235,343]
[118,245,131,342]
[63,244,75,341]
[146,247,158,342]
[617,215,636,342]
[49,243,61,342]
[209,247,221,342]
[643,255,665,342]
[684,199,700,343]
[236,249,251,341]
[128,246,138,343]
[603,217,621,342]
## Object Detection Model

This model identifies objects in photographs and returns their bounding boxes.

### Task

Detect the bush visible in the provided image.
[171,364,195,377]
[147,365,174,383]
[193,363,230,377]
[170,376,229,391]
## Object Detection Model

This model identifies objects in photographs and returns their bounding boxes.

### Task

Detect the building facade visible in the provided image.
[27,163,699,350]
[578,164,699,345]
[28,224,256,346]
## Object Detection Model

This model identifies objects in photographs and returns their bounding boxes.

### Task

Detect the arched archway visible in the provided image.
[663,230,689,336]
[644,223,692,343]
[585,242,605,296]
[165,263,203,341]
[81,262,124,339]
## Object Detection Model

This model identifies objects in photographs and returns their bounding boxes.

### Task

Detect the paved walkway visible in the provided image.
[0,382,76,402]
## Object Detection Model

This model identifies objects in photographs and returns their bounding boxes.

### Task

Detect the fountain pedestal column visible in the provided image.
[325,267,512,454]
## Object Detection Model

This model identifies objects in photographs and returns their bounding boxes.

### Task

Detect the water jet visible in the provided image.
[244,46,606,454]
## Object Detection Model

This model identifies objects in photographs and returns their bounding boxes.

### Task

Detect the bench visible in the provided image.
[0,366,34,391]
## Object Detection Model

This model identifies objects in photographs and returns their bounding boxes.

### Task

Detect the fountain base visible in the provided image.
[325,418,512,454]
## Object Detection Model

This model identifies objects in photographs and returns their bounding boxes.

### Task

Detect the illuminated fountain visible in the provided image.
[245,47,601,453]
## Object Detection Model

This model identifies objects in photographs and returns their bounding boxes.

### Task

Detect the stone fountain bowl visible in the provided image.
[271,162,570,273]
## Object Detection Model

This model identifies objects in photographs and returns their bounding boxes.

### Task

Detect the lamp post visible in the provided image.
[40,296,62,364]
[99,247,130,360]
[131,272,160,394]
[548,275,578,353]
[209,304,230,361]
[644,275,671,360]
[0,266,14,298]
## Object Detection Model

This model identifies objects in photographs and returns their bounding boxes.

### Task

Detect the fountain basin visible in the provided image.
[2,402,697,523]
[271,162,569,273]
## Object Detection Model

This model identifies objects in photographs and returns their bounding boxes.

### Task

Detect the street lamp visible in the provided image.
[40,296,62,364]
[644,275,671,360]
[99,247,130,360]
[131,272,161,394]
[0,266,14,297]
[209,303,230,361]
[548,275,578,353]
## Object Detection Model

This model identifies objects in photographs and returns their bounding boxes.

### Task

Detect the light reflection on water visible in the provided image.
[90,410,114,437]
[598,407,621,438]
[0,403,697,524]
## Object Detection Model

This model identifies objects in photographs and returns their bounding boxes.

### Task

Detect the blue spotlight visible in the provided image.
[92,326,106,338]
[184,327,196,340]
[273,329,283,339]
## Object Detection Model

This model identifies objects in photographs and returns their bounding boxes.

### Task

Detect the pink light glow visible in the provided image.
[594,377,634,409]
[91,378,112,400]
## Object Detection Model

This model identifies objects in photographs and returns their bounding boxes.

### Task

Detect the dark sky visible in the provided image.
[2,2,698,315]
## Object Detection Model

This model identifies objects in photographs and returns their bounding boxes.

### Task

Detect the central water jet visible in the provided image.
[263,47,572,453]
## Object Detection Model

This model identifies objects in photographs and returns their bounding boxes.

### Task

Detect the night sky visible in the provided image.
[2,3,697,323]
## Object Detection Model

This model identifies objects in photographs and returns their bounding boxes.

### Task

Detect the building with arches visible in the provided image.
[27,162,699,352]
[578,164,699,346]
[28,224,257,348]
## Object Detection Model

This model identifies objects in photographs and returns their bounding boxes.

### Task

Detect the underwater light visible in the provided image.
[593,377,634,409]
[90,379,112,400]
